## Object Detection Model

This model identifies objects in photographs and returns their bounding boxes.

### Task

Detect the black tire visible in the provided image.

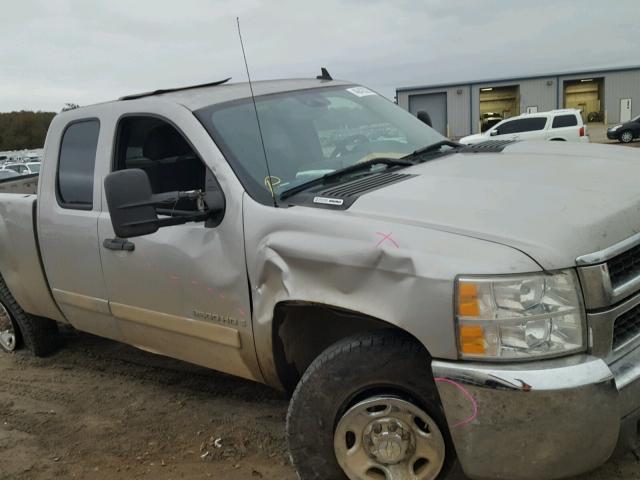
[619,130,634,144]
[0,274,60,356]
[286,331,461,480]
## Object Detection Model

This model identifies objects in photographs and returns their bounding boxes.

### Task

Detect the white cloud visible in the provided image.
[0,0,637,111]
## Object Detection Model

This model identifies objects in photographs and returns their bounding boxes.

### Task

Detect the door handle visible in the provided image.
[103,238,135,252]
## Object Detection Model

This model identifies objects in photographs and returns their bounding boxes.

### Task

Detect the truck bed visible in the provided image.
[0,192,64,322]
[0,173,39,194]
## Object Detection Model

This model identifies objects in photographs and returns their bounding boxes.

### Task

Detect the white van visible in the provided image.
[461,109,589,144]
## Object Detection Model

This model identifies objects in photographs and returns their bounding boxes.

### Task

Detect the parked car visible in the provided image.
[2,163,31,175]
[608,114,640,143]
[25,162,41,174]
[1,76,640,480]
[461,109,589,144]
[480,111,503,132]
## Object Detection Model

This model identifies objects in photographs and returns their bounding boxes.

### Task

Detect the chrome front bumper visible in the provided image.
[432,348,640,480]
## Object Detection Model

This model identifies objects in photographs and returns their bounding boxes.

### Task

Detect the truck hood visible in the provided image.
[460,133,489,145]
[348,141,640,270]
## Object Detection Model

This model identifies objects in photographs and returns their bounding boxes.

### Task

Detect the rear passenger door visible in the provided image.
[38,114,119,340]
[549,114,579,140]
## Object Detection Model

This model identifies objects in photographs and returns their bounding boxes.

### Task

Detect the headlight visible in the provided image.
[455,270,585,360]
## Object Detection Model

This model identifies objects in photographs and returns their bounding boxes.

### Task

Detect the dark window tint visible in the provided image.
[497,117,547,135]
[114,116,219,214]
[552,115,578,128]
[57,120,100,208]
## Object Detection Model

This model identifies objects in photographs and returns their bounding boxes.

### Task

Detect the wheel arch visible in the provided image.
[271,301,430,394]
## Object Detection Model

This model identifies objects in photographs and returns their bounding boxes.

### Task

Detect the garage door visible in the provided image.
[409,93,447,136]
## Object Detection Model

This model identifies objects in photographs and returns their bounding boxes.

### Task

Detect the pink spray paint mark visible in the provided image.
[375,232,399,248]
[434,377,478,428]
[238,308,246,317]
[169,274,180,282]
[218,293,226,300]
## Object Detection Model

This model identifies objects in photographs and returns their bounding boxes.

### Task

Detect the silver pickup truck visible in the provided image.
[1,76,640,480]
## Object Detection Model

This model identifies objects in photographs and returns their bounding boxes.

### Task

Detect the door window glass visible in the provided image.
[497,117,547,134]
[552,115,578,128]
[114,116,220,213]
[57,119,100,209]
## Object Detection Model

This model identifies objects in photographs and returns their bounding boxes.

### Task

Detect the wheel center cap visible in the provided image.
[364,418,413,465]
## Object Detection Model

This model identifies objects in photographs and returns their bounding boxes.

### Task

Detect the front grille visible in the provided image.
[608,242,640,288]
[613,303,640,349]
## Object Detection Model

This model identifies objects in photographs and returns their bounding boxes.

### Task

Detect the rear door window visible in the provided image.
[552,115,578,128]
[497,117,547,134]
[57,119,100,209]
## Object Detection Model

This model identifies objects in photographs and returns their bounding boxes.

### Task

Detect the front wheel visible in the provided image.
[286,331,460,480]
[620,130,634,144]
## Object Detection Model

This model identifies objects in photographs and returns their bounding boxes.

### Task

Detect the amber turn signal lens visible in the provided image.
[459,324,485,355]
[458,282,480,317]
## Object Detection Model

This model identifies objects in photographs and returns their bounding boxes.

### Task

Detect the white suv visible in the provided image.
[461,109,589,144]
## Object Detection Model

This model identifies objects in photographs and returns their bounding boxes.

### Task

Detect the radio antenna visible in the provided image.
[236,17,277,206]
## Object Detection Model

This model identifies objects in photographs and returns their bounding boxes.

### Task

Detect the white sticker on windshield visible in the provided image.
[347,87,377,98]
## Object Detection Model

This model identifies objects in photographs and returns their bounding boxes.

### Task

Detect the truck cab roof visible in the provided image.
[72,78,352,114]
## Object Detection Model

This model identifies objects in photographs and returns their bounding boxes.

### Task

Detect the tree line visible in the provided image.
[0,111,57,151]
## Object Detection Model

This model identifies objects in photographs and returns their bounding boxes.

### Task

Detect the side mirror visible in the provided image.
[105,168,225,239]
[416,110,433,128]
[104,169,160,238]
[490,129,499,136]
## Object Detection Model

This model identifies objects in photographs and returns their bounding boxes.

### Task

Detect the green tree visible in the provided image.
[0,111,56,150]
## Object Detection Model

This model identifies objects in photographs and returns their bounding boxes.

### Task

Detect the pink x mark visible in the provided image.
[375,232,399,248]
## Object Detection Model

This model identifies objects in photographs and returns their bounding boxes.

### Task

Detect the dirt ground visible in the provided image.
[0,328,294,480]
[1,328,640,480]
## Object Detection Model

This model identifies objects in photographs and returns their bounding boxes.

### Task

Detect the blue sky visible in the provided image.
[1,0,637,111]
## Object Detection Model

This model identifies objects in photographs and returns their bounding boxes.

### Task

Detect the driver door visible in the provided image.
[97,107,261,382]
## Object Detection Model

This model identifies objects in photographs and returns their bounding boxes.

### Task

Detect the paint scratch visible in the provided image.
[435,377,478,428]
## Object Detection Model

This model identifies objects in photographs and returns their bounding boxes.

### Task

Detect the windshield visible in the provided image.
[196,85,444,204]
[27,163,40,173]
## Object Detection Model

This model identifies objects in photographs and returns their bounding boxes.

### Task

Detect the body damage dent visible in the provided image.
[243,198,540,389]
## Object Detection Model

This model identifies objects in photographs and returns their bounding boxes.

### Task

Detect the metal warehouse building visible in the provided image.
[396,65,640,139]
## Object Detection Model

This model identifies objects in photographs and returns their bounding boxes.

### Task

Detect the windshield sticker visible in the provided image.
[313,196,344,206]
[346,87,377,98]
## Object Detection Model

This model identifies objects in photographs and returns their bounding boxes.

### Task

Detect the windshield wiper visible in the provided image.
[279,157,412,201]
[403,140,462,160]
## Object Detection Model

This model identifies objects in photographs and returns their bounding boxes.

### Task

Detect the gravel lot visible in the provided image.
[1,328,639,480]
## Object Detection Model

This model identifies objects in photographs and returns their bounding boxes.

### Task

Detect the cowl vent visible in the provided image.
[286,171,415,210]
[459,140,517,153]
[319,172,414,198]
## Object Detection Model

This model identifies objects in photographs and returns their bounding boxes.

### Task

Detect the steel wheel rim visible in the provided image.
[334,396,446,480]
[621,131,633,143]
[0,302,16,351]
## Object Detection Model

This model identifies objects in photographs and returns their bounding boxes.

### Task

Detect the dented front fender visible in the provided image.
[242,195,541,388]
